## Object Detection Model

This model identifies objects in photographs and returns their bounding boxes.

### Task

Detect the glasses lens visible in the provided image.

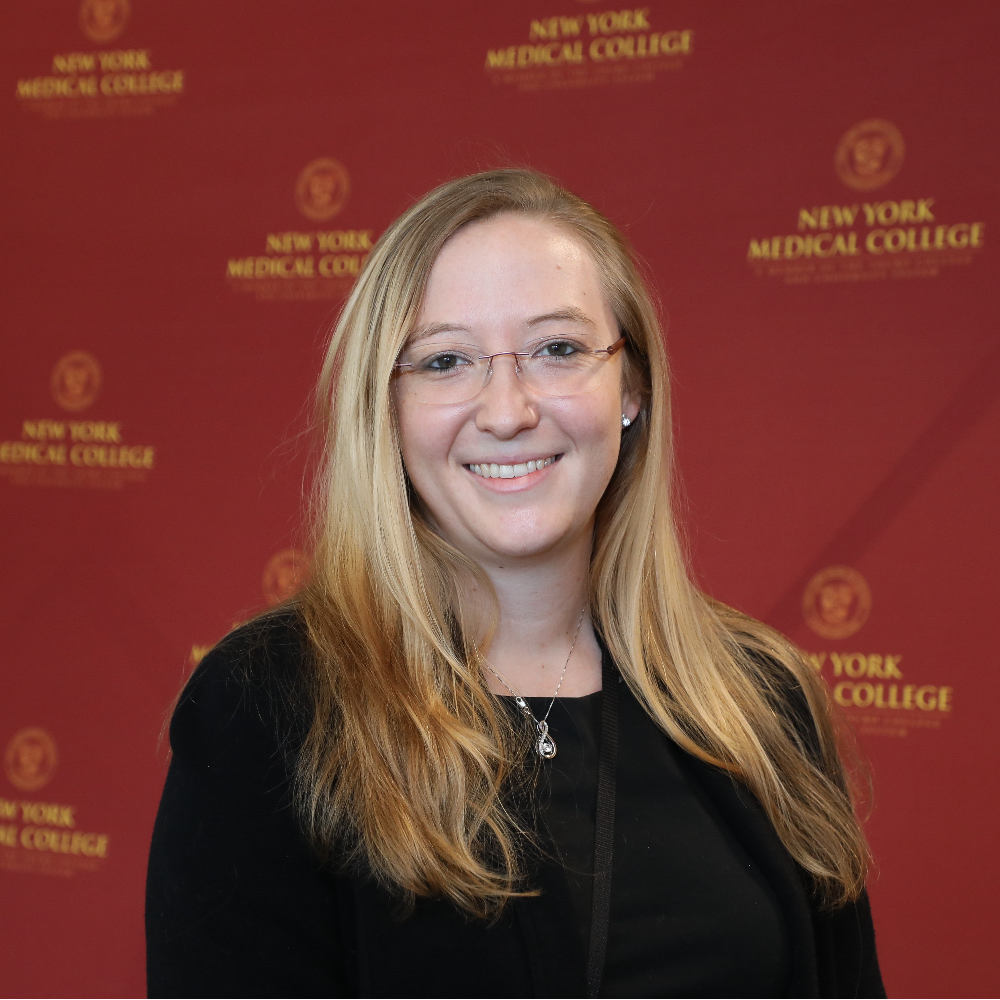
[519,334,614,396]
[521,350,604,397]
[395,346,484,404]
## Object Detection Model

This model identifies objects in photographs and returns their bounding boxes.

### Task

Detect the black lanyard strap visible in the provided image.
[586,656,619,998]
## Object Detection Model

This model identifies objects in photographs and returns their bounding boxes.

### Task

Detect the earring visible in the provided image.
[621,414,631,428]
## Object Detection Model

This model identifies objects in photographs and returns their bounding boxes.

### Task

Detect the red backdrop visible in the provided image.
[2,2,998,996]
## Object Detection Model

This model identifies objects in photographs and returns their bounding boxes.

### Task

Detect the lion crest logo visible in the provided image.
[262,549,310,605]
[4,728,58,792]
[51,351,102,412]
[80,0,130,43]
[295,158,350,221]
[803,566,872,640]
[835,119,905,192]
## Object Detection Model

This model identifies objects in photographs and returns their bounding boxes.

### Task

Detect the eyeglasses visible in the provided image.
[393,335,626,405]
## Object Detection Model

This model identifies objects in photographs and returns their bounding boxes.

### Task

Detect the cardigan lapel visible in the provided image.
[676,752,821,998]
[512,850,589,998]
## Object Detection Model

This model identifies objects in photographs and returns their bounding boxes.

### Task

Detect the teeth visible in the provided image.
[468,456,556,479]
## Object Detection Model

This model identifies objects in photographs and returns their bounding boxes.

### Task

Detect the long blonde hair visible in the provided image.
[294,168,867,917]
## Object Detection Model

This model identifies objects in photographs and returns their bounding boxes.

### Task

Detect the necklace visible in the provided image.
[483,610,586,759]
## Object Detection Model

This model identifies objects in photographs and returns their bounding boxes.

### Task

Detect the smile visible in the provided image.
[466,455,559,480]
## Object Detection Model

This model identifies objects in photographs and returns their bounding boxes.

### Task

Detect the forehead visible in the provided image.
[417,215,612,330]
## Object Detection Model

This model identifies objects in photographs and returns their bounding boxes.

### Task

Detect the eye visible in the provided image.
[535,340,580,358]
[423,352,470,372]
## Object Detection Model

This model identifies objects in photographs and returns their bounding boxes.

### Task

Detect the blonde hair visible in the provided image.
[294,168,868,917]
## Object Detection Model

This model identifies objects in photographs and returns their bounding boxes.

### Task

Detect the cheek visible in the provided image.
[395,399,461,493]
[546,393,623,485]
[551,384,621,450]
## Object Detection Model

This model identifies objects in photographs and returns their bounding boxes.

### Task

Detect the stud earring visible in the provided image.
[621,414,631,428]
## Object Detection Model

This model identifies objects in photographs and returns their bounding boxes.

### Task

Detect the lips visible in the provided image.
[467,455,558,480]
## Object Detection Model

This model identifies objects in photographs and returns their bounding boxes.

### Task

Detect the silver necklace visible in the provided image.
[483,610,586,759]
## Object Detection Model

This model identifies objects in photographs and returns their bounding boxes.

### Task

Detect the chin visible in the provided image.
[482,542,563,562]
[471,522,579,561]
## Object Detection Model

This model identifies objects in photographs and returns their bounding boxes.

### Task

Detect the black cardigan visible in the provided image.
[146,616,885,998]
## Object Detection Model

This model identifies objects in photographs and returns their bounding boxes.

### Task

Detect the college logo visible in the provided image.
[4,727,58,792]
[79,0,130,43]
[834,119,905,192]
[803,566,872,640]
[295,158,350,221]
[262,548,309,605]
[51,351,102,412]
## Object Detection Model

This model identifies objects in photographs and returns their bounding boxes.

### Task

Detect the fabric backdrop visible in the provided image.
[2,2,997,996]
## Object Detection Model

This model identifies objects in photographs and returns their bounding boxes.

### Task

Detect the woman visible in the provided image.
[146,169,884,998]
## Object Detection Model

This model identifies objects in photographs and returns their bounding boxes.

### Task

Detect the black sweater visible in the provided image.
[525,689,790,996]
[146,615,886,998]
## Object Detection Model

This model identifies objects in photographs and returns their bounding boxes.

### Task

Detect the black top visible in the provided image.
[524,690,790,997]
[146,614,886,998]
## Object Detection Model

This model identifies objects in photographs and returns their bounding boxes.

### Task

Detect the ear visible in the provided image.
[621,385,641,424]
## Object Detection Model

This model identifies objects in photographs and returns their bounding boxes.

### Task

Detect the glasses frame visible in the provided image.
[392,335,627,402]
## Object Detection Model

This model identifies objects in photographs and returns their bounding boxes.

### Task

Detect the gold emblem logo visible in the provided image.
[803,566,872,640]
[262,549,309,605]
[835,119,905,192]
[79,0,130,43]
[4,727,58,792]
[51,351,102,412]
[295,158,350,221]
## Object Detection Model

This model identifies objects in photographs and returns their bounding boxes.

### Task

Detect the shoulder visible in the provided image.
[170,608,311,766]
[189,606,308,687]
[149,609,347,995]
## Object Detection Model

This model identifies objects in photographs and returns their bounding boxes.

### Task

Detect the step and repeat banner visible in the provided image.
[2,2,997,996]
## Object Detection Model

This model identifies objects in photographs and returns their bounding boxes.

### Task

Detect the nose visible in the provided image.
[474,354,539,439]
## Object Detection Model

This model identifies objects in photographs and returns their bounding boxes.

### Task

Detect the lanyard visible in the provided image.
[585,655,619,998]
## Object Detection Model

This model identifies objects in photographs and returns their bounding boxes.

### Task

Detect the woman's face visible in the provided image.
[394,214,639,568]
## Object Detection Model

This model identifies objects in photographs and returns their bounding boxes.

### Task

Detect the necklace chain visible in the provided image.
[483,610,586,759]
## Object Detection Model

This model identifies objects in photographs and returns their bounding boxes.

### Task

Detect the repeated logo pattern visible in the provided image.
[51,351,102,413]
[835,119,905,192]
[295,158,351,221]
[4,728,58,793]
[262,549,310,605]
[79,0,130,44]
[802,566,872,640]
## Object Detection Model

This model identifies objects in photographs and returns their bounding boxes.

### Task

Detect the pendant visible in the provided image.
[536,720,557,759]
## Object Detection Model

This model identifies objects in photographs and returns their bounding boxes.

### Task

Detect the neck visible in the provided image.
[472,525,603,698]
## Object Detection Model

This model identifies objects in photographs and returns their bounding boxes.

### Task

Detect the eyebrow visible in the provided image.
[406,321,472,346]
[526,306,597,329]
[407,306,597,346]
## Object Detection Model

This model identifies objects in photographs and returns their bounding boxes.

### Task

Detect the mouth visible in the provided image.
[465,455,560,480]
